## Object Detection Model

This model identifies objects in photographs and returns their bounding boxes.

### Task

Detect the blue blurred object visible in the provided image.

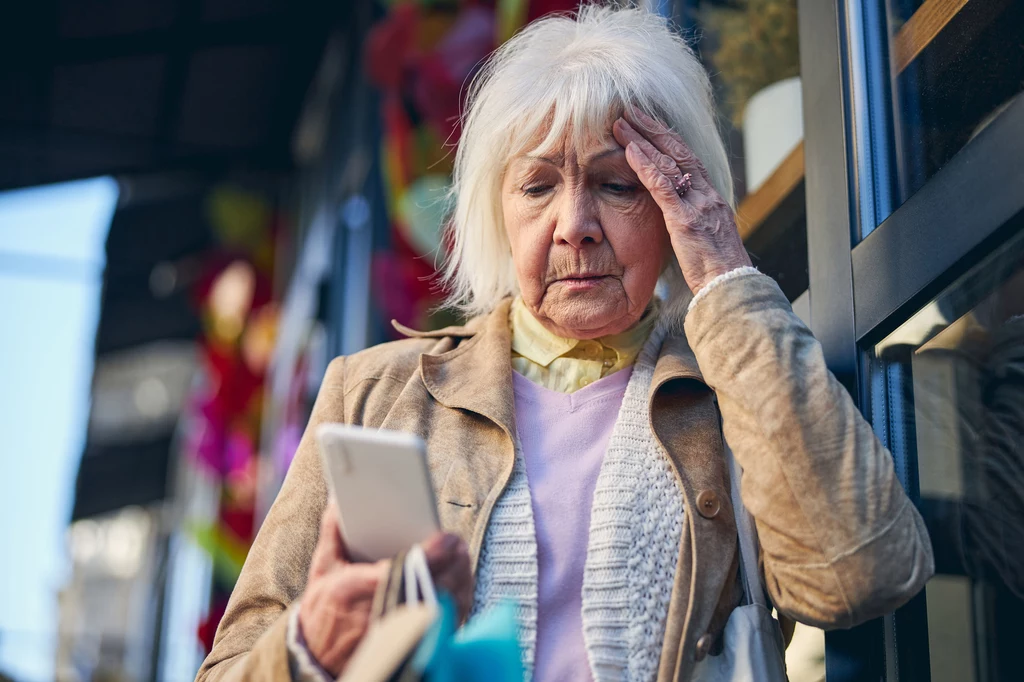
[411,594,524,682]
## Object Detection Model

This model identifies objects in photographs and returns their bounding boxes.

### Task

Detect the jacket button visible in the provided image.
[695,633,714,661]
[696,490,721,519]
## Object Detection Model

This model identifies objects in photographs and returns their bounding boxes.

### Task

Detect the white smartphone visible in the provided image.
[316,423,440,562]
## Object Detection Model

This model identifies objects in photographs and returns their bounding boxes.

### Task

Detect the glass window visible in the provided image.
[867,228,1024,681]
[886,0,1024,214]
[690,0,808,300]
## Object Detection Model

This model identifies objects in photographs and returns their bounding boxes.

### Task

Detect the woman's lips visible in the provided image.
[556,275,613,291]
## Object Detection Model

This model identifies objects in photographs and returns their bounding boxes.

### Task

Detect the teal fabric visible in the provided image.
[412,594,523,682]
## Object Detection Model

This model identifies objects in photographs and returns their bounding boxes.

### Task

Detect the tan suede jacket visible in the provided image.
[197,271,934,682]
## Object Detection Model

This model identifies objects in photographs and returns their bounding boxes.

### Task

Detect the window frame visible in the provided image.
[798,0,1024,680]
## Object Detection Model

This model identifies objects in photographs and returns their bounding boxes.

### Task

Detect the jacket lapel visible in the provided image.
[410,300,519,570]
[652,334,705,388]
[417,299,517,440]
[649,334,740,682]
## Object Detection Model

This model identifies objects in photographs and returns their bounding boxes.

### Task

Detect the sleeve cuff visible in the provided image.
[687,266,762,314]
[287,602,335,682]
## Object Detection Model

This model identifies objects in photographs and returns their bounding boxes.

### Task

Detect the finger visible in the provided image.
[310,502,347,578]
[624,142,702,229]
[429,537,470,585]
[626,106,712,183]
[422,532,462,571]
[616,115,711,198]
[434,573,474,623]
[612,118,681,182]
[625,107,714,189]
[430,556,473,618]
[437,551,474,622]
[623,140,682,210]
[329,560,390,607]
[455,580,474,623]
[421,533,473,619]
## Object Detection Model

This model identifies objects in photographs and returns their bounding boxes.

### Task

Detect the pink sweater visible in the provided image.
[512,368,632,682]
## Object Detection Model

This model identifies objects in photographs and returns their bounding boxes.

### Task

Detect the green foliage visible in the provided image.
[702,0,800,127]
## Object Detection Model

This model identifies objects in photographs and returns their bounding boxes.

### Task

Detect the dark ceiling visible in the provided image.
[73,180,213,520]
[0,0,347,191]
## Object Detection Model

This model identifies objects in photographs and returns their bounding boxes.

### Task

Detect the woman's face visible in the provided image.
[501,127,670,339]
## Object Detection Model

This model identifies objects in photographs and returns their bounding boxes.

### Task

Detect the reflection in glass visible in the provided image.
[886,0,1024,211]
[869,230,1024,681]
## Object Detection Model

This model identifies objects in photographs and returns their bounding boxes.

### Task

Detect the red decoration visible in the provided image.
[197,597,228,654]
[364,3,419,90]
[528,0,583,22]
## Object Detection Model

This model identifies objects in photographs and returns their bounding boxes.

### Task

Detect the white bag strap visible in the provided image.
[725,444,766,608]
[403,544,438,608]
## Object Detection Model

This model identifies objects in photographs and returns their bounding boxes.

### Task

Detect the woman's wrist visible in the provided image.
[683,246,754,295]
[666,210,752,296]
[288,602,335,682]
[691,263,751,294]
[687,266,761,313]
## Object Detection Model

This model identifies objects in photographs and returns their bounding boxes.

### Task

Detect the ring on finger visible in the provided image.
[673,172,693,198]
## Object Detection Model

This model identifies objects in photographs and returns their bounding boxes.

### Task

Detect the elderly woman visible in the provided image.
[198,6,933,682]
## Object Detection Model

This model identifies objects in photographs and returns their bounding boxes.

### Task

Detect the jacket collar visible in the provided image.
[408,299,519,439]
[395,299,706,436]
[391,316,483,339]
[651,331,705,393]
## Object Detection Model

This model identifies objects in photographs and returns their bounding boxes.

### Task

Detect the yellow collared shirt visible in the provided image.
[509,297,656,393]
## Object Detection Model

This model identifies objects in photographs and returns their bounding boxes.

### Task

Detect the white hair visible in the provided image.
[443,3,732,321]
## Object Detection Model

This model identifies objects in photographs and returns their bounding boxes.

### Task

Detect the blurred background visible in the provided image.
[2,0,1022,681]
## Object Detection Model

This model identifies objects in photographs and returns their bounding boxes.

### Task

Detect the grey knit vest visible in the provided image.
[471,320,684,681]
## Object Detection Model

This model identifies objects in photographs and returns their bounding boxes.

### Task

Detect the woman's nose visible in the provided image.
[552,191,603,249]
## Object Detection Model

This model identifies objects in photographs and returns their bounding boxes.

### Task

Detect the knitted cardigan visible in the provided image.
[471,319,684,682]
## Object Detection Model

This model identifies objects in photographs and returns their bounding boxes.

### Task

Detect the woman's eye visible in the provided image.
[522,184,553,197]
[602,182,637,195]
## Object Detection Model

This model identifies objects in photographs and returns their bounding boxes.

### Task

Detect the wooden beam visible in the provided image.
[892,0,970,74]
[736,140,805,241]
[736,0,971,241]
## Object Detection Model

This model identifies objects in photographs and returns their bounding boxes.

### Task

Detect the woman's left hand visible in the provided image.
[613,107,752,294]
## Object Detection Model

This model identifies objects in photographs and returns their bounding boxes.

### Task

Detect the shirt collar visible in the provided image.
[509,297,658,368]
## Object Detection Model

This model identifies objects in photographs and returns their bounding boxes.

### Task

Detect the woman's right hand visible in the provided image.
[298,503,474,676]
